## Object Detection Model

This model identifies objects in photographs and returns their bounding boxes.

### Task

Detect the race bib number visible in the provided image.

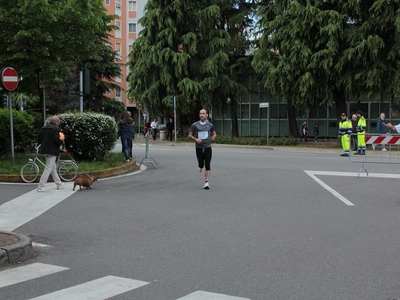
[198,131,208,139]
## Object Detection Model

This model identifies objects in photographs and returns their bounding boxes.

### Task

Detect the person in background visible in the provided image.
[338,113,352,157]
[313,124,319,142]
[386,122,400,133]
[166,118,174,142]
[301,121,308,142]
[37,115,65,192]
[355,110,367,155]
[351,114,358,152]
[150,118,158,141]
[143,120,148,137]
[188,109,217,190]
[119,111,134,162]
[144,119,151,138]
[127,111,135,158]
[373,112,387,151]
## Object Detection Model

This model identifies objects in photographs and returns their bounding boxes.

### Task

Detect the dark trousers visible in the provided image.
[351,135,358,151]
[196,147,212,171]
[167,130,173,141]
[152,129,157,140]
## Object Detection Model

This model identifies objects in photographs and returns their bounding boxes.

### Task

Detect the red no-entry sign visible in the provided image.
[1,67,19,91]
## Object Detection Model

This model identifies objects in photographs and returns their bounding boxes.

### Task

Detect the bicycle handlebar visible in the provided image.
[32,144,67,154]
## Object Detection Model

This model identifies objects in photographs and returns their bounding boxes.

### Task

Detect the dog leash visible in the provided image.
[61,149,93,179]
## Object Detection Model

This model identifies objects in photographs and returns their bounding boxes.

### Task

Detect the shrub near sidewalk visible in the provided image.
[59,112,117,161]
[0,109,37,156]
[214,135,299,146]
[0,152,126,175]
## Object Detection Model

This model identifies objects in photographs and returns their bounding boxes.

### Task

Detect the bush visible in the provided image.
[215,135,268,146]
[0,109,38,156]
[268,136,299,146]
[214,135,298,146]
[59,112,117,161]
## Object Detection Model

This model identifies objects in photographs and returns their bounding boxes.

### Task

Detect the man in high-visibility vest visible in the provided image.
[338,112,352,156]
[355,110,367,155]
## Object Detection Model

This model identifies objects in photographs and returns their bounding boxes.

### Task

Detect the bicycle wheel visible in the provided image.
[58,161,78,181]
[20,163,39,183]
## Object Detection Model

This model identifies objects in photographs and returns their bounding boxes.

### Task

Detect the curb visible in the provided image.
[0,231,33,266]
[0,159,139,183]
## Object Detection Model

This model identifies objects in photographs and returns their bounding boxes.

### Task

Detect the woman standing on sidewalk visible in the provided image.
[118,111,135,162]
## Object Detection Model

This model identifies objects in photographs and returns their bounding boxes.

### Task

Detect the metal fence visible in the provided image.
[349,133,400,177]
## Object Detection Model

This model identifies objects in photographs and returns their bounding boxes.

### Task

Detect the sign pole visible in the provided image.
[8,91,15,166]
[1,67,19,166]
[267,104,270,145]
[174,95,177,143]
[42,87,46,124]
[259,102,270,146]
[79,69,83,112]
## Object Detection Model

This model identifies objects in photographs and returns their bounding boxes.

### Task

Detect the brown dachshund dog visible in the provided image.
[73,176,97,191]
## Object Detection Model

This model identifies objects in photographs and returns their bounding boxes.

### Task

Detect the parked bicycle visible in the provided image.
[20,144,79,183]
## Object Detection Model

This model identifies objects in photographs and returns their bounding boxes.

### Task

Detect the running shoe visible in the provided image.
[203,182,210,189]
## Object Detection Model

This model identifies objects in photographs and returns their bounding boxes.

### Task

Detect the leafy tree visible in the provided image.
[253,1,400,137]
[0,0,116,117]
[49,44,125,119]
[127,0,255,135]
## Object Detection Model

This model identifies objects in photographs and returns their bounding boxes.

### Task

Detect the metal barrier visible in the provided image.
[349,133,400,177]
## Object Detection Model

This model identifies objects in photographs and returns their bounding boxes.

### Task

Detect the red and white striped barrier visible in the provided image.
[365,135,400,145]
[350,134,400,177]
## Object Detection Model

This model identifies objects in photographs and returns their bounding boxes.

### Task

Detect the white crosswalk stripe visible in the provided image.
[176,290,250,300]
[0,262,68,288]
[0,263,249,299]
[0,182,76,232]
[27,275,149,300]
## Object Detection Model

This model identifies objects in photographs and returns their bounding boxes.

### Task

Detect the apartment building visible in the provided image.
[103,0,146,119]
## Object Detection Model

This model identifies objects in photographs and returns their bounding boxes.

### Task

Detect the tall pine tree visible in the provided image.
[127,0,255,133]
[253,0,400,137]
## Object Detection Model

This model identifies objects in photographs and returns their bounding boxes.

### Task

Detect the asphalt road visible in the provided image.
[1,140,400,300]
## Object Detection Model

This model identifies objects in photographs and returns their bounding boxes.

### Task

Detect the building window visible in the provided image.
[129,23,137,33]
[115,43,122,60]
[116,89,121,98]
[115,20,121,38]
[105,0,110,5]
[116,0,121,9]
[129,1,136,11]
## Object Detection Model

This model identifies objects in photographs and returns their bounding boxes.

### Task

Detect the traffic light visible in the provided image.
[170,95,174,107]
[1,94,8,108]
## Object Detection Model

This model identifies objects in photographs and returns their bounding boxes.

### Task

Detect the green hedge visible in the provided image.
[214,135,298,146]
[0,109,37,156]
[59,112,117,161]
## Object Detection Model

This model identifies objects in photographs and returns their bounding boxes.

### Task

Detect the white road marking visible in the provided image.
[304,171,355,206]
[304,170,400,206]
[27,276,149,300]
[0,182,76,231]
[32,242,52,248]
[0,263,68,288]
[306,170,400,179]
[176,290,251,300]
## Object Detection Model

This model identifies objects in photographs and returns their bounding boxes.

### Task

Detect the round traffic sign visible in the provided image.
[1,67,19,91]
